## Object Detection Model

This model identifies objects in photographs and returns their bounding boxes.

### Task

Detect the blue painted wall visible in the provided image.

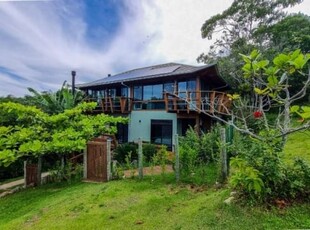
[128,111,177,148]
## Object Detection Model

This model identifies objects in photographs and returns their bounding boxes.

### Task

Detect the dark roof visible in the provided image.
[77,62,217,88]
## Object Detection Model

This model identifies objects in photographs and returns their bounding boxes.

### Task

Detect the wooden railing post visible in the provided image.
[210,91,215,113]
[164,93,169,111]
[109,97,114,113]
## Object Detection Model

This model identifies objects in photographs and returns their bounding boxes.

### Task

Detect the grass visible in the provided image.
[284,130,310,163]
[0,131,309,229]
[0,173,309,230]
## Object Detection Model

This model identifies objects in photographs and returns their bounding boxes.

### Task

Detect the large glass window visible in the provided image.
[178,80,196,92]
[164,82,174,93]
[143,84,163,100]
[107,88,116,98]
[133,86,143,100]
[151,120,173,150]
[178,81,187,93]
[121,87,129,97]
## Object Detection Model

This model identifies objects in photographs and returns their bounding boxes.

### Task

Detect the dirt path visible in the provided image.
[123,165,173,177]
[1,165,174,192]
[0,172,50,191]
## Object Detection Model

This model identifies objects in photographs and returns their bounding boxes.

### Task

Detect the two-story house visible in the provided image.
[77,62,231,150]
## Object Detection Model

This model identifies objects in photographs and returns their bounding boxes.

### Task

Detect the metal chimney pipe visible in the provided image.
[71,70,76,95]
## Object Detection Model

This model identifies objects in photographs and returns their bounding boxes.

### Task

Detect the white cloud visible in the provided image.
[0,0,309,96]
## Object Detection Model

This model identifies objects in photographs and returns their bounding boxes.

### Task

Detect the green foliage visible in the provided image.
[179,126,221,170]
[124,151,136,178]
[198,0,308,97]
[153,145,169,175]
[111,160,124,180]
[49,162,83,184]
[229,132,310,203]
[290,105,310,121]
[178,126,224,184]
[113,142,138,164]
[28,81,85,115]
[142,143,157,162]
[0,102,128,166]
[230,157,264,195]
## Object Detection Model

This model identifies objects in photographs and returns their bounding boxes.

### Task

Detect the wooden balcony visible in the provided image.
[164,91,231,115]
[86,91,231,115]
[102,97,133,114]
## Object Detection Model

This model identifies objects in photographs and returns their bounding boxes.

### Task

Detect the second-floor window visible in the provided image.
[143,84,163,100]
[134,86,143,100]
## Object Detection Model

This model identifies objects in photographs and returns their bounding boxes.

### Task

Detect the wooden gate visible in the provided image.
[25,163,38,186]
[86,141,108,182]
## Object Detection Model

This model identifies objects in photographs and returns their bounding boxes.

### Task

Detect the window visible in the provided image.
[133,86,143,100]
[108,88,116,98]
[143,84,163,100]
[151,120,173,150]
[178,80,196,93]
[121,87,128,97]
[164,82,174,93]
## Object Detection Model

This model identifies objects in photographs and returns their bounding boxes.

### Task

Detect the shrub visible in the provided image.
[229,133,310,203]
[142,143,157,162]
[113,142,138,163]
[49,162,83,183]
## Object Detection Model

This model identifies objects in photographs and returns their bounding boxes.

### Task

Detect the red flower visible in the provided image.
[253,110,263,119]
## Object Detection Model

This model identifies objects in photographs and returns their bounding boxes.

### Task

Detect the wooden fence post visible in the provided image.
[24,160,27,188]
[174,134,180,183]
[220,128,228,183]
[37,156,42,186]
[107,139,112,181]
[83,147,87,180]
[138,138,143,179]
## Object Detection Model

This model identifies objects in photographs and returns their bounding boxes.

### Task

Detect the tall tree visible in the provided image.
[197,0,303,91]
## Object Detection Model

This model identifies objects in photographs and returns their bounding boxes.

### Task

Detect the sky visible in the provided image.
[0,0,309,97]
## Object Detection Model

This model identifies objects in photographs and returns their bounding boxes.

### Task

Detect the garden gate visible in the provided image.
[84,135,116,182]
[25,163,38,187]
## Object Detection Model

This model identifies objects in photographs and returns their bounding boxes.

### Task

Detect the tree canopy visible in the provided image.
[0,102,127,166]
[197,0,308,96]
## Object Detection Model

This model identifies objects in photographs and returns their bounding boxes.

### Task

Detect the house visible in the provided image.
[77,62,231,150]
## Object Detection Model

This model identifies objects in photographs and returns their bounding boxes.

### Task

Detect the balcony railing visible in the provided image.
[86,90,231,115]
[164,91,231,115]
[102,97,133,114]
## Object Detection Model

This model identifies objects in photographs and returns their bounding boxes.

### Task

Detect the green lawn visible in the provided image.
[0,175,309,230]
[0,131,309,229]
[284,130,310,163]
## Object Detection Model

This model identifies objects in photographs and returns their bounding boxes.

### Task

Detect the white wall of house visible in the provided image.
[128,111,177,148]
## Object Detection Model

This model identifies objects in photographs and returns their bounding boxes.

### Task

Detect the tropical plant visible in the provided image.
[28,81,85,114]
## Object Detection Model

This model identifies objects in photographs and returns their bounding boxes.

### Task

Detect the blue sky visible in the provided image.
[0,0,309,96]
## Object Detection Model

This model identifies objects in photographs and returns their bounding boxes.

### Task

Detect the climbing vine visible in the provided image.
[0,102,127,166]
